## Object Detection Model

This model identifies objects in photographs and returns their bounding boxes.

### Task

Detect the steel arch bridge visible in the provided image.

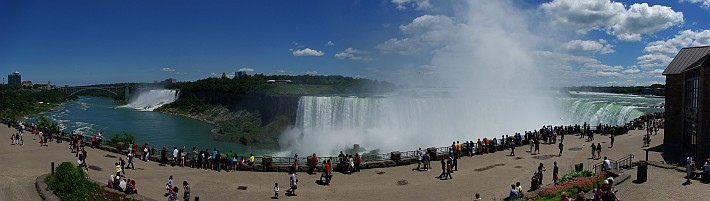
[62,84,130,101]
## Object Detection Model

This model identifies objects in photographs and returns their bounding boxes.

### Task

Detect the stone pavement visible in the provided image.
[0,124,701,201]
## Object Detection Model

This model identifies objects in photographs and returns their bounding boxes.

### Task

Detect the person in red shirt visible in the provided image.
[354,153,361,172]
[325,160,332,185]
[309,153,318,174]
[91,135,97,148]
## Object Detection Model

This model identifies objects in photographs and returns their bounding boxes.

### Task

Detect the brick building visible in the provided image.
[663,46,710,165]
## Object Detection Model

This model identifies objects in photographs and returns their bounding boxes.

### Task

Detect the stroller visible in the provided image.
[530,172,541,190]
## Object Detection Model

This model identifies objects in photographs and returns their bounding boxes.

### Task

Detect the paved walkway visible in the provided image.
[0,124,701,201]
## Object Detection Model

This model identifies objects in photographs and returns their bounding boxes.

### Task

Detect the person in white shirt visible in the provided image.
[603,157,611,172]
[703,158,710,183]
[274,183,280,198]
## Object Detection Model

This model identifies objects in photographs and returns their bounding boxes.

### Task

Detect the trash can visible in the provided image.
[575,163,583,172]
[637,161,647,183]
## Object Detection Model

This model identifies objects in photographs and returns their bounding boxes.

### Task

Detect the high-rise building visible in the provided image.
[8,71,21,85]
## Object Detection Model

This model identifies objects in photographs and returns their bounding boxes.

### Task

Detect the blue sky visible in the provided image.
[1,0,709,86]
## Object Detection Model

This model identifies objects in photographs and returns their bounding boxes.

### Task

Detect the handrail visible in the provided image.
[593,154,635,173]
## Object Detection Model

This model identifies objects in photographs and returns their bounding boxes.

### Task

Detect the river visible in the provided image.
[29,96,275,156]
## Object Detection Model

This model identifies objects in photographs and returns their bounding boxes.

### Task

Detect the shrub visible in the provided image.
[48,162,100,201]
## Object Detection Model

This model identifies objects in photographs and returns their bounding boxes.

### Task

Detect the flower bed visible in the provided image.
[530,171,606,201]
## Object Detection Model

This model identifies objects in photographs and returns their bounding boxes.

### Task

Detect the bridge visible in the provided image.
[62,84,130,101]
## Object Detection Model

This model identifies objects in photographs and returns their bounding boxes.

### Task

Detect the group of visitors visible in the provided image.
[164,176,191,201]
[148,146,257,173]
[108,174,138,195]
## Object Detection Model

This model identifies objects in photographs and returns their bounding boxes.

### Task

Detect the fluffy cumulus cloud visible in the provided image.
[376,15,459,55]
[325,41,335,46]
[335,48,372,61]
[162,67,175,72]
[540,0,684,41]
[681,0,710,8]
[391,0,432,10]
[637,29,710,68]
[292,48,324,56]
[238,67,254,72]
[561,39,615,54]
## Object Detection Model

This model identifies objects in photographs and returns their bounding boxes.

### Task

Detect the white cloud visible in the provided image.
[162,67,175,72]
[681,0,710,8]
[292,48,324,56]
[303,71,318,75]
[391,0,432,10]
[376,15,459,55]
[276,70,286,74]
[561,39,615,54]
[540,0,684,41]
[238,68,254,72]
[325,41,335,46]
[536,51,630,79]
[637,29,710,68]
[335,48,372,61]
[622,68,641,74]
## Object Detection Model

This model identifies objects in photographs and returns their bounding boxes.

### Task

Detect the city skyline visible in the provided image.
[2,0,710,86]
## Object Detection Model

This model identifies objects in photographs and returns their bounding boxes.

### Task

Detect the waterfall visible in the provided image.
[280,93,662,155]
[561,100,645,126]
[123,89,179,111]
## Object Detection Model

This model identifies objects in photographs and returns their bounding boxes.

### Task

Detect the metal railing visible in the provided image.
[593,154,635,173]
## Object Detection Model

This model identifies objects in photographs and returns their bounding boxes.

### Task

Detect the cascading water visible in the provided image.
[123,89,179,111]
[281,91,664,155]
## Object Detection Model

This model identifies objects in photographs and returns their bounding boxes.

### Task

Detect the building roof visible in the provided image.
[663,46,710,75]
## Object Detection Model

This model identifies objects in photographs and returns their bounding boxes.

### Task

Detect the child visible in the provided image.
[274,183,280,199]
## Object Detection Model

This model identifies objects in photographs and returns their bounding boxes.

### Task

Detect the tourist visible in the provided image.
[509,140,515,156]
[172,147,179,166]
[165,175,174,196]
[274,183,279,199]
[347,155,355,174]
[183,181,190,201]
[232,153,238,171]
[537,163,546,185]
[161,146,168,165]
[591,143,597,159]
[686,155,694,183]
[115,162,122,177]
[553,161,559,184]
[610,134,615,148]
[702,158,710,184]
[191,147,198,168]
[445,155,453,179]
[421,152,429,171]
[597,143,602,159]
[179,147,186,168]
[127,151,135,170]
[416,148,423,170]
[143,143,151,162]
[249,153,255,167]
[354,153,361,172]
[337,151,345,172]
[534,138,540,154]
[452,151,458,171]
[226,150,233,171]
[309,153,318,174]
[214,149,222,172]
[325,159,332,185]
[603,157,611,173]
[287,172,298,196]
[508,184,519,200]
[168,186,179,201]
[119,157,126,175]
[91,134,96,148]
[560,192,570,201]
[558,140,564,156]
[516,182,523,198]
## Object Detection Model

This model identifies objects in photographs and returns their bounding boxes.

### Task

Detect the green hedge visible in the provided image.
[47,162,101,201]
